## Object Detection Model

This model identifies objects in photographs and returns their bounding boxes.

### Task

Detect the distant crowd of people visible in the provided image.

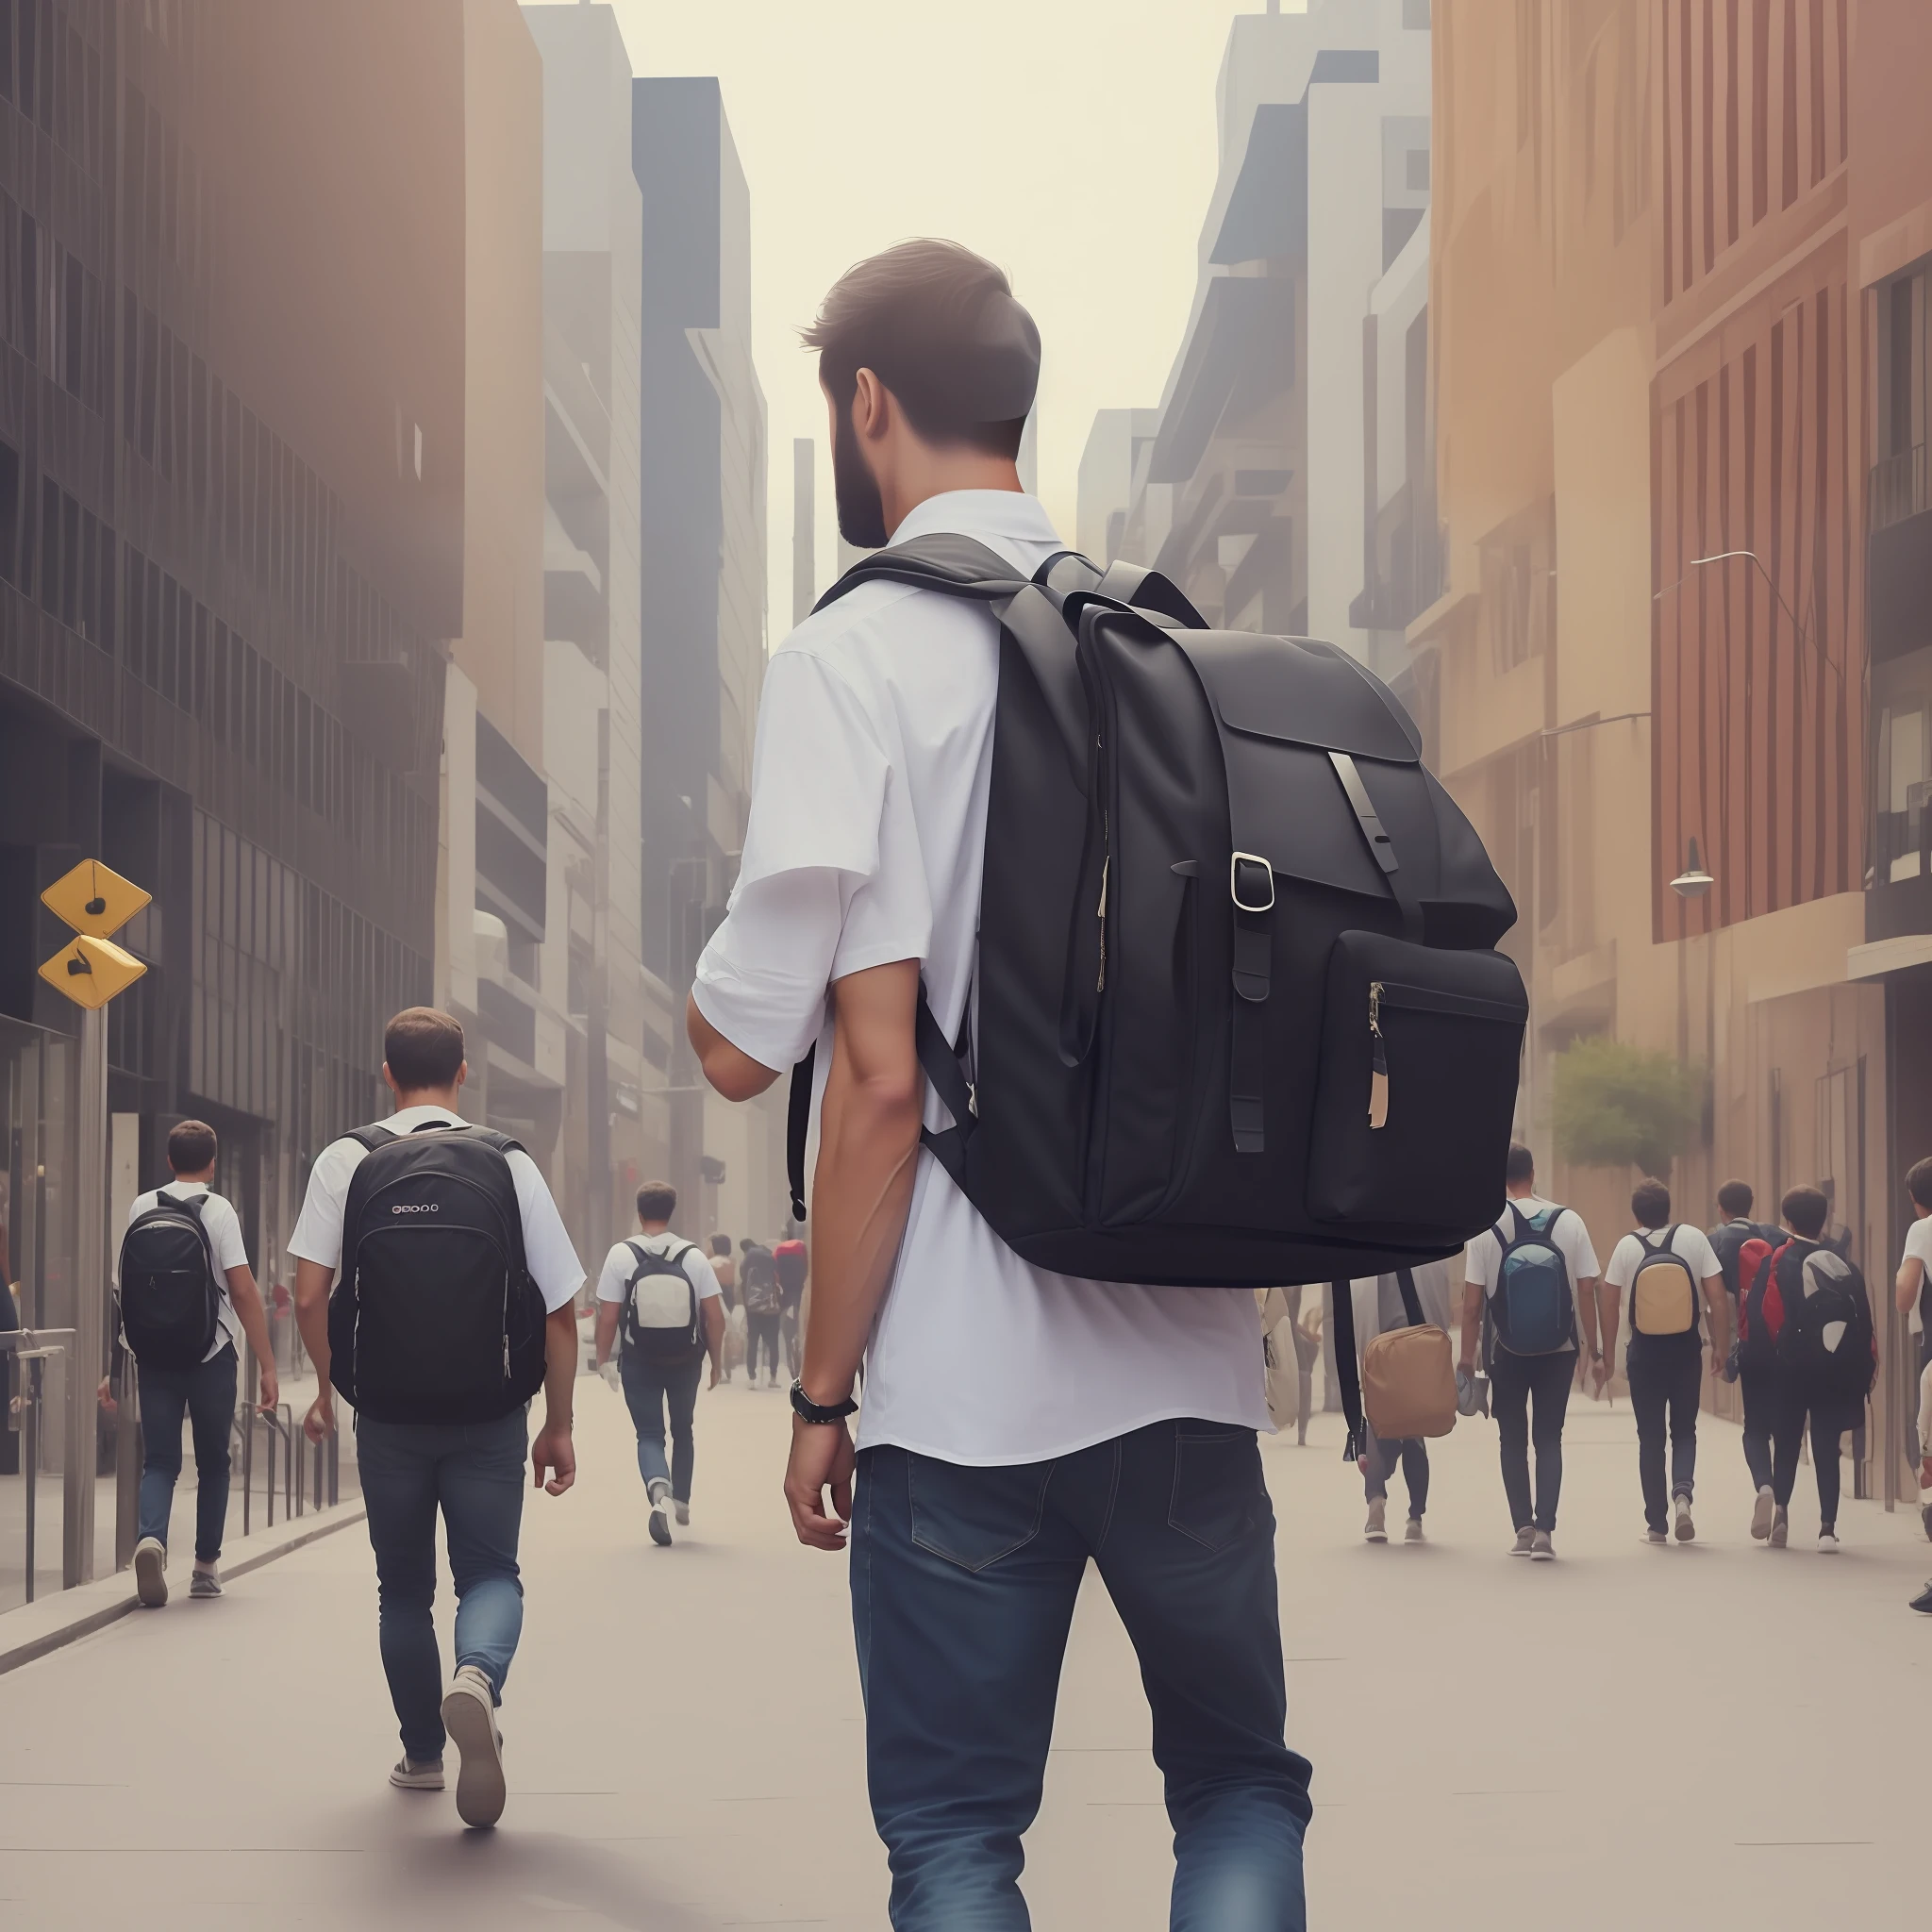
[1267,1141,1924,1597]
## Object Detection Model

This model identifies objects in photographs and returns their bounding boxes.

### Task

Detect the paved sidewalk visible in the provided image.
[0,1371,1925,1929]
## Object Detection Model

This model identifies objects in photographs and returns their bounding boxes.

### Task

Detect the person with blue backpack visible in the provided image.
[1601,1179,1728,1545]
[1457,1144,1601,1558]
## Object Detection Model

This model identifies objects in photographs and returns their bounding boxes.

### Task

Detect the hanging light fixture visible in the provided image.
[1670,836,1714,899]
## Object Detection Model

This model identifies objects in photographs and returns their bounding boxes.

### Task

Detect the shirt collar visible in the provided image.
[166,1180,210,1195]
[389,1104,464,1130]
[889,489,1060,550]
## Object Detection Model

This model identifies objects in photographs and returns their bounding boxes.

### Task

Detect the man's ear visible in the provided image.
[455,1059,469,1091]
[380,1062,399,1097]
[852,367,890,442]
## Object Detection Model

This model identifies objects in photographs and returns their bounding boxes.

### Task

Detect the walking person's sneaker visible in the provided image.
[1751,1485,1776,1541]
[1910,1580,1932,1613]
[1674,1495,1695,1542]
[1921,1500,1932,1542]
[1404,1516,1424,1543]
[389,1757,446,1792]
[1769,1504,1790,1548]
[1529,1530,1556,1561]
[674,1499,690,1527]
[646,1476,673,1548]
[1364,1496,1388,1543]
[1644,1527,1669,1545]
[189,1565,223,1598]
[132,1537,168,1608]
[1509,1526,1536,1557]
[1817,1526,1840,1554]
[441,1665,508,1829]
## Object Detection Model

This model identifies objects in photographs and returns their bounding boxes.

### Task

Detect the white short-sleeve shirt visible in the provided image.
[287,1105,584,1313]
[1463,1196,1601,1355]
[594,1232,723,1307]
[123,1182,249,1362]
[1604,1223,1723,1291]
[692,490,1267,1466]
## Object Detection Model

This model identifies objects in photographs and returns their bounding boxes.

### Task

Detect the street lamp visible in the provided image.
[1669,835,1714,899]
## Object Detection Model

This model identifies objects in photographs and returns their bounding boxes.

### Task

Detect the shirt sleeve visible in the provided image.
[1907,1218,1932,1271]
[1603,1236,1636,1292]
[507,1152,586,1312]
[287,1140,360,1271]
[1561,1211,1602,1281]
[1464,1233,1493,1290]
[207,1197,251,1275]
[1683,1227,1722,1280]
[595,1242,635,1305]
[692,647,919,1074]
[685,1250,724,1302]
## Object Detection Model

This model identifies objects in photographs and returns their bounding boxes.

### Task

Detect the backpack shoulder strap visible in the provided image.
[811,534,1024,613]
[343,1124,397,1151]
[459,1124,527,1159]
[1393,1266,1426,1329]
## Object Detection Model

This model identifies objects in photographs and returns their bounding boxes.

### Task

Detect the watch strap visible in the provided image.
[790,1378,857,1424]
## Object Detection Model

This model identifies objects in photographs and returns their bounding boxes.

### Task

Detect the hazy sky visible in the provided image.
[528,0,1285,641]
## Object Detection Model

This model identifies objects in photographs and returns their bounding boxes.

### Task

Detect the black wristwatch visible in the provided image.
[790,1378,858,1424]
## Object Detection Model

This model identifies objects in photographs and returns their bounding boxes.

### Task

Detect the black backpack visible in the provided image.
[785,537,1525,1289]
[740,1242,780,1316]
[620,1238,704,1364]
[1773,1241,1877,1407]
[118,1188,223,1372]
[1707,1218,1775,1301]
[326,1121,548,1424]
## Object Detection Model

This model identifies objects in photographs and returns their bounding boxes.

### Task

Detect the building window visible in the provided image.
[1406,148,1430,192]
[1403,0,1429,25]
[1880,697,1929,882]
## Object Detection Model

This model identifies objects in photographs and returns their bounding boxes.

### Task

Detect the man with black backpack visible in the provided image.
[739,1237,783,1388]
[592,1180,724,1546]
[289,1008,583,1829]
[1752,1185,1877,1553]
[685,241,1313,1927]
[1602,1179,1728,1545]
[121,1119,279,1607]
[1457,1144,1601,1558]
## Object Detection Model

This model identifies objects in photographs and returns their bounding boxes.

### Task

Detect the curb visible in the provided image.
[0,1500,367,1679]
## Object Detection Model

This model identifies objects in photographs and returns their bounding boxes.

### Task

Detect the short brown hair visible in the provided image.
[1908,1158,1932,1212]
[167,1119,217,1175]
[1782,1185,1829,1240]
[1504,1142,1535,1187]
[1631,1178,1672,1229]
[802,239,1038,458]
[1717,1178,1755,1218]
[383,1007,465,1092]
[636,1181,677,1224]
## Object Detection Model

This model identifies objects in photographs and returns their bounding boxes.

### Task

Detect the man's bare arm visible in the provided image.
[688,994,782,1101]
[225,1264,279,1411]
[786,959,925,1550]
[1897,1254,1924,1316]
[294,1258,335,1441]
[594,1300,621,1367]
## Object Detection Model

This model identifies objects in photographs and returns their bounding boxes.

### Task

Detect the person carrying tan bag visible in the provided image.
[1344,1260,1457,1542]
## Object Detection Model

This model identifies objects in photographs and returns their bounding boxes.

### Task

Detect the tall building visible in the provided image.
[632,77,778,1242]
[1074,407,1159,566]
[0,0,465,1596]
[1112,0,1432,652]
[791,436,814,625]
[524,0,648,1266]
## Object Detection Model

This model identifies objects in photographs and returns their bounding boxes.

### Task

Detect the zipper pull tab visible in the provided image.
[1369,981,1390,1130]
[1095,856,1109,991]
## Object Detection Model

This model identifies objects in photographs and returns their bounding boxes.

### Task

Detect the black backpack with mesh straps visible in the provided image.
[118,1187,223,1372]
[327,1120,548,1424]
[785,537,1526,1294]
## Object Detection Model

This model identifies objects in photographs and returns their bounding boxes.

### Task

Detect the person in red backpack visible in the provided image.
[1732,1215,1790,1541]
[1762,1186,1876,1553]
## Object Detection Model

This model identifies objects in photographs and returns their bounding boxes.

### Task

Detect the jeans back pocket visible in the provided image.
[908,1455,1054,1573]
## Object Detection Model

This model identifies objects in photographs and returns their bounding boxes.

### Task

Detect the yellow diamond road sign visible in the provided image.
[38,935,147,1011]
[41,858,150,940]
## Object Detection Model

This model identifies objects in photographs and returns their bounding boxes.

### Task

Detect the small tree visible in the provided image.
[1553,1036,1704,1179]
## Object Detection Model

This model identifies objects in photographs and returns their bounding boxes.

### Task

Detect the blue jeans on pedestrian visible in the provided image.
[137,1343,238,1563]
[620,1346,704,1503]
[852,1420,1310,1932]
[357,1407,527,1764]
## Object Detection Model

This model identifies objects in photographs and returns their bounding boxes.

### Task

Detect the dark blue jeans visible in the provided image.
[620,1346,703,1502]
[137,1343,237,1562]
[852,1421,1310,1932]
[357,1408,527,1763]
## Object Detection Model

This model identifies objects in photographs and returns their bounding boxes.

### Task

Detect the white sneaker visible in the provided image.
[1770,1505,1790,1548]
[1529,1530,1555,1561]
[389,1757,445,1791]
[1818,1528,1840,1554]
[441,1664,507,1828]
[1509,1526,1536,1557]
[133,1537,168,1608]
[1674,1495,1695,1543]
[1751,1486,1775,1541]
[1364,1496,1388,1542]
[647,1476,673,1548]
[674,1499,690,1527]
[1644,1527,1670,1545]
[1404,1517,1424,1543]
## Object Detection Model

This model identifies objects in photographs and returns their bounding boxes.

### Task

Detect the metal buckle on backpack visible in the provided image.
[1230,852,1275,913]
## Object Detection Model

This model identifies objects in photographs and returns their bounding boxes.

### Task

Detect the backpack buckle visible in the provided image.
[1230,852,1275,914]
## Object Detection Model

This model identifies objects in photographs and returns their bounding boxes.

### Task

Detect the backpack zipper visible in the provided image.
[1096,849,1109,991]
[1368,981,1390,1129]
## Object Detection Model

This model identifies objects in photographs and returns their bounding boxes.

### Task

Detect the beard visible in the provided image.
[831,407,889,550]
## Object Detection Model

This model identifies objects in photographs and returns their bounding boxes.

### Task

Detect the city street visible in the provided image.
[0,1369,1925,1929]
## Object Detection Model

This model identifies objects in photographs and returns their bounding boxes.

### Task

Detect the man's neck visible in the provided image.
[169,1170,214,1188]
[638,1221,670,1238]
[883,455,1024,539]
[391,1088,461,1114]
[1507,1185,1537,1202]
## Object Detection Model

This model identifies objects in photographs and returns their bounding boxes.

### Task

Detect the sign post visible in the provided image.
[38,860,149,1589]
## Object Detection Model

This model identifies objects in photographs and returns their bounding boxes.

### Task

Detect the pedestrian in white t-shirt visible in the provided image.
[683,240,1305,1924]
[1893,1157,1932,1543]
[1601,1179,1727,1545]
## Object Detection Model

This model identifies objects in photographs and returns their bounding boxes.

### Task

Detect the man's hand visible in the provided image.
[708,1360,722,1391]
[532,1421,575,1496]
[303,1391,335,1442]
[258,1364,280,1414]
[786,1416,855,1550]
